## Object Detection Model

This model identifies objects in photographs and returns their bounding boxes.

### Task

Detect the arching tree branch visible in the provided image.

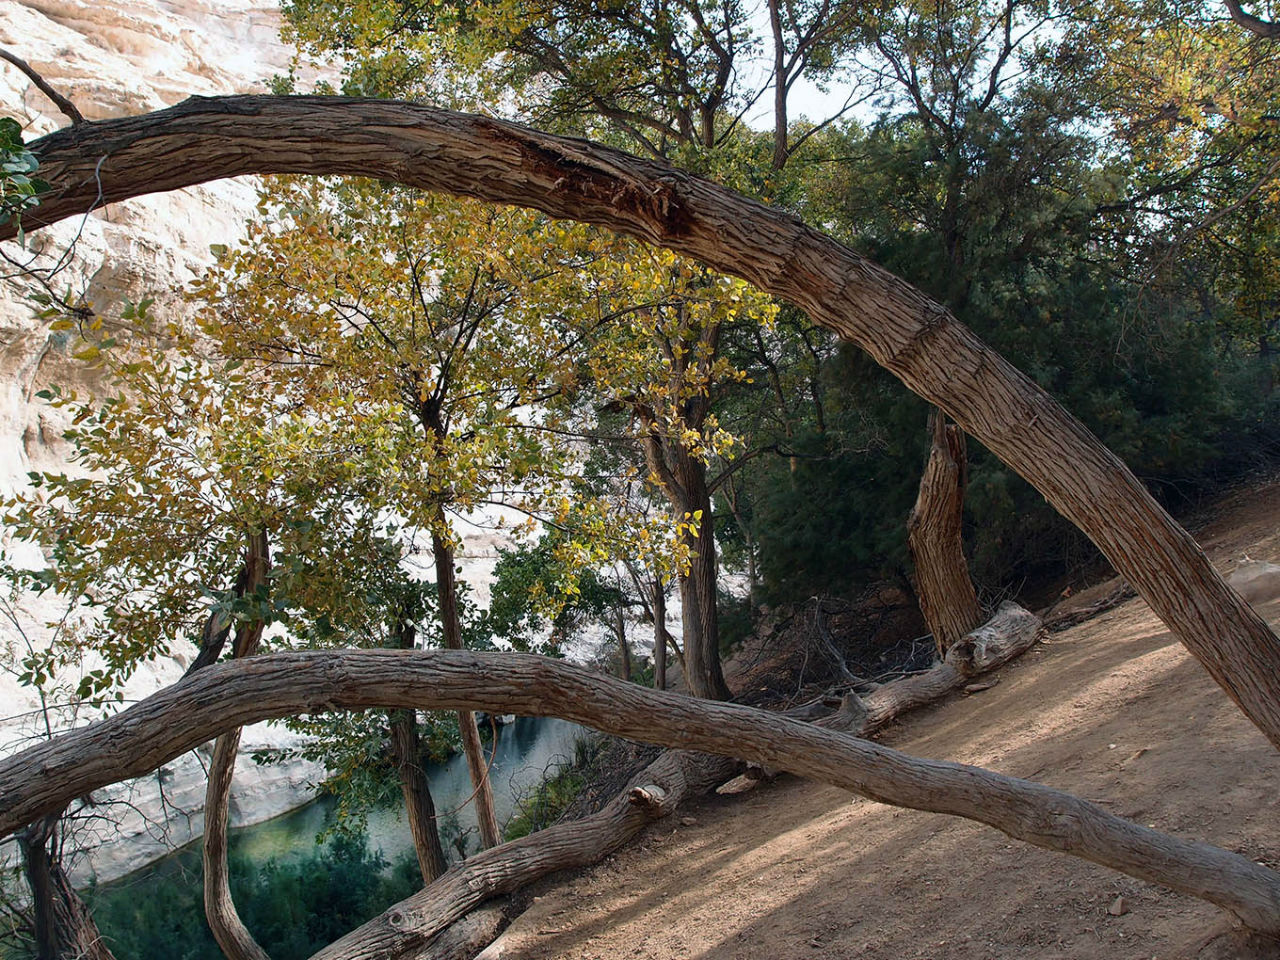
[1224,0,1280,38]
[6,95,1280,749]
[0,649,1278,937]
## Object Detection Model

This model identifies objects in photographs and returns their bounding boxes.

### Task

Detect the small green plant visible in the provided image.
[503,735,602,841]
[85,830,421,960]
[0,118,48,239]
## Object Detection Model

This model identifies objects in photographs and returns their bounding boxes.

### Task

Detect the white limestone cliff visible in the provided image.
[0,0,657,883]
[0,0,326,882]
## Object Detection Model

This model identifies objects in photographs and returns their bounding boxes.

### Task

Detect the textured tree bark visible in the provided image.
[676,462,732,700]
[3,649,1280,936]
[431,530,502,850]
[391,616,449,884]
[642,414,732,701]
[17,814,116,960]
[413,903,516,960]
[202,529,271,960]
[11,96,1280,747]
[310,751,739,960]
[389,713,449,883]
[908,410,984,655]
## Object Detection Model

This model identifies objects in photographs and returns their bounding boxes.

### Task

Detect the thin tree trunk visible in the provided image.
[14,96,1280,747]
[768,0,789,169]
[431,530,501,850]
[652,579,669,691]
[389,714,449,883]
[670,451,731,700]
[908,409,984,655]
[391,615,448,883]
[7,649,1280,939]
[614,604,632,682]
[17,813,116,960]
[202,529,271,960]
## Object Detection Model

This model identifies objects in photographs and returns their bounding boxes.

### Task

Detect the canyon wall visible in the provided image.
[0,0,324,882]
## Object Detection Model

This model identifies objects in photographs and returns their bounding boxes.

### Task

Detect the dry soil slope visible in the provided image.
[493,481,1280,960]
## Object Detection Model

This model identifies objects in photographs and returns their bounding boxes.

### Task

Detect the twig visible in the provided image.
[0,49,84,125]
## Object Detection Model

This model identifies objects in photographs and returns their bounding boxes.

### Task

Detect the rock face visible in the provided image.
[0,0,670,882]
[0,0,329,882]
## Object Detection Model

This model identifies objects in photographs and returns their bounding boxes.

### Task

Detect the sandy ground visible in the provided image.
[490,481,1280,960]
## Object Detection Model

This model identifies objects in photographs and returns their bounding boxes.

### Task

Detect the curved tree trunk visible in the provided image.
[908,409,983,655]
[4,649,1280,938]
[431,530,502,850]
[12,96,1280,748]
[323,604,1042,960]
[202,529,271,960]
[203,728,271,960]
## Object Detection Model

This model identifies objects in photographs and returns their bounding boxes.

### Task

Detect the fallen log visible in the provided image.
[372,604,1040,958]
[2,648,1278,939]
[312,752,740,960]
[849,600,1042,733]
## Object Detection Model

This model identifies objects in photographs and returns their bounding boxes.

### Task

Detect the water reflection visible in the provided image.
[112,716,591,889]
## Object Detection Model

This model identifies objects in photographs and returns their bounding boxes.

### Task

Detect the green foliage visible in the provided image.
[0,117,48,236]
[726,91,1280,603]
[85,832,420,960]
[486,531,629,654]
[503,735,601,841]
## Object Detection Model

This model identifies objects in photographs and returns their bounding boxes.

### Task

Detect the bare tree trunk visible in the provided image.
[642,412,732,701]
[391,616,448,883]
[672,453,732,701]
[8,648,1280,940]
[908,410,983,655]
[768,0,789,169]
[203,529,271,960]
[17,814,116,960]
[389,714,449,883]
[652,579,669,691]
[14,96,1280,747]
[614,604,632,682]
[432,530,501,850]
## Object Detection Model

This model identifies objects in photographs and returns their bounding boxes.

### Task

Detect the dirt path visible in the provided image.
[490,483,1280,960]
